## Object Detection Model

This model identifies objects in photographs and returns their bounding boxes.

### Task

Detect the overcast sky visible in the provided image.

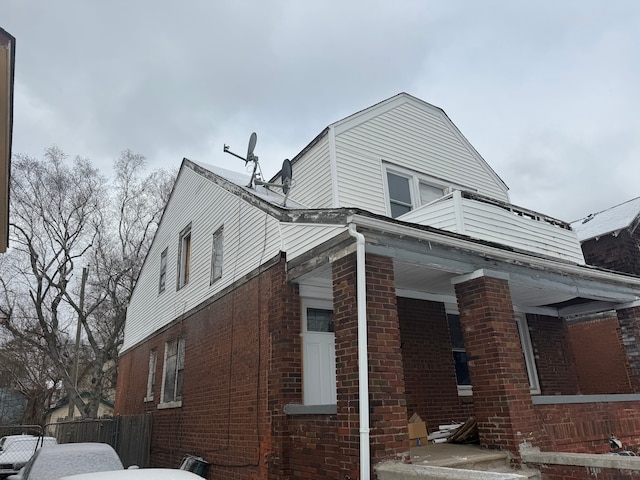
[4,1,640,222]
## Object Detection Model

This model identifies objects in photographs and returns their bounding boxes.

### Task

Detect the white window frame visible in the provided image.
[177,224,192,290]
[447,307,540,396]
[515,312,541,395]
[210,226,224,285]
[382,163,451,218]
[159,337,185,409]
[301,298,336,406]
[144,349,157,402]
[158,248,168,294]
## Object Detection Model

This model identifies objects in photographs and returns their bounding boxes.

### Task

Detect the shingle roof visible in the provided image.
[571,196,640,242]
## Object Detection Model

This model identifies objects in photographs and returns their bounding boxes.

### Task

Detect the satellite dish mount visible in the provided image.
[223,133,294,206]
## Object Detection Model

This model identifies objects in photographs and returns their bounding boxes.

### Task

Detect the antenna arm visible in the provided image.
[223,147,249,163]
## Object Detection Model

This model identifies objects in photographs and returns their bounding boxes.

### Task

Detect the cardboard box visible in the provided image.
[408,412,428,446]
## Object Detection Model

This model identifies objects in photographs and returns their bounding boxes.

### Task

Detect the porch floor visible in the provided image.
[409,443,509,468]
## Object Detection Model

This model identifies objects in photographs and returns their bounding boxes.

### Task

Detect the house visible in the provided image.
[564,199,640,397]
[0,27,15,253]
[45,393,114,425]
[115,93,640,479]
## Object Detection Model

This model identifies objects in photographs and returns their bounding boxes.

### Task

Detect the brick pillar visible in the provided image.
[333,253,409,479]
[453,270,538,456]
[616,305,640,392]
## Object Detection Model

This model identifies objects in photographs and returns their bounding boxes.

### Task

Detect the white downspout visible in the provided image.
[348,223,370,480]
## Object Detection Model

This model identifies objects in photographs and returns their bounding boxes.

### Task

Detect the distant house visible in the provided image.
[46,393,114,425]
[116,93,640,479]
[566,199,640,396]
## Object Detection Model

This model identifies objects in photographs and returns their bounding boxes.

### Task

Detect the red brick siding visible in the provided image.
[398,297,473,432]
[567,316,633,394]
[581,229,640,275]
[116,259,287,480]
[534,401,640,454]
[286,416,340,480]
[332,253,409,478]
[526,314,579,395]
[454,275,541,455]
[617,306,640,392]
[533,464,640,479]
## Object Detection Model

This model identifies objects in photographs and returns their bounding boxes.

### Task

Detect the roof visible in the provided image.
[571,196,640,242]
[188,160,307,210]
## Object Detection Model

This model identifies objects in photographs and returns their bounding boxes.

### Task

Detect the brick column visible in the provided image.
[616,304,640,392]
[453,270,539,456]
[333,253,409,479]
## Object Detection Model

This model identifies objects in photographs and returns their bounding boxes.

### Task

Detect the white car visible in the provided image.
[8,443,125,480]
[60,469,203,480]
[0,435,57,477]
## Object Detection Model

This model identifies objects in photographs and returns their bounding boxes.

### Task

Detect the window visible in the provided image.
[387,172,413,218]
[177,224,192,289]
[158,248,168,293]
[161,337,185,406]
[447,311,540,395]
[145,349,157,402]
[447,314,472,395]
[302,300,336,405]
[384,165,448,218]
[210,227,224,284]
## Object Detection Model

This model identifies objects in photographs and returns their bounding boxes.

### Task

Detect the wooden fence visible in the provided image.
[45,414,152,468]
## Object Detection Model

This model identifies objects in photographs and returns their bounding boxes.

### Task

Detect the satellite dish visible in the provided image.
[247,132,257,161]
[281,159,292,195]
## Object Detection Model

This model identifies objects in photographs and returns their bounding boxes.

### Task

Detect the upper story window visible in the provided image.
[158,248,168,294]
[177,223,192,289]
[210,227,224,285]
[384,164,447,218]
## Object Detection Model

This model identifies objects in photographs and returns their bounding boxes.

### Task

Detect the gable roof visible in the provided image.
[270,92,509,193]
[571,196,640,242]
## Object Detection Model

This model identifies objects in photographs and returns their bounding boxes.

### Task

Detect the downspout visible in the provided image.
[348,223,370,480]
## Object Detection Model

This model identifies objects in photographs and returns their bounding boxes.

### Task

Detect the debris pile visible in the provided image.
[427,416,479,444]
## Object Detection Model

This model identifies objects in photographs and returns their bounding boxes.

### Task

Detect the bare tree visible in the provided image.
[0,147,174,420]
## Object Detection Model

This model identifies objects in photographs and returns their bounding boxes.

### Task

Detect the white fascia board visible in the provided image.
[347,213,640,292]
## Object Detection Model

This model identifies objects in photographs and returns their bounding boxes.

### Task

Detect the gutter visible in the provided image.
[348,223,371,480]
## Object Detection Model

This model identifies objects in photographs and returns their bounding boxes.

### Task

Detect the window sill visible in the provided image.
[284,404,337,415]
[457,386,473,397]
[157,400,182,410]
[143,395,154,403]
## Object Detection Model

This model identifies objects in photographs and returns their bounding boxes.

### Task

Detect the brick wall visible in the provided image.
[532,463,640,479]
[534,401,640,454]
[332,253,409,478]
[116,259,286,480]
[527,314,579,395]
[398,297,473,432]
[616,305,640,392]
[580,229,640,275]
[566,316,633,394]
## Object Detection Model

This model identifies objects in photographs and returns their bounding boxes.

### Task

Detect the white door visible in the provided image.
[302,302,336,405]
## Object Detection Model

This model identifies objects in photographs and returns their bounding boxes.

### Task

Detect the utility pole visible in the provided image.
[68,266,88,419]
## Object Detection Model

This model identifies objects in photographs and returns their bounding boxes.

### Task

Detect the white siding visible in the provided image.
[400,194,585,264]
[280,224,347,260]
[123,166,282,352]
[333,100,509,214]
[285,136,333,208]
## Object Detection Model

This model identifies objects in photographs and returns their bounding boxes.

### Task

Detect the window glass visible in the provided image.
[419,182,444,204]
[146,349,157,399]
[178,224,192,289]
[162,337,185,403]
[307,308,334,333]
[387,172,412,218]
[447,314,471,386]
[159,248,168,293]
[210,228,224,284]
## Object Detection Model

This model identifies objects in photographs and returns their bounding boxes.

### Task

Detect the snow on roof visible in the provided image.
[571,196,640,242]
[190,160,307,210]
